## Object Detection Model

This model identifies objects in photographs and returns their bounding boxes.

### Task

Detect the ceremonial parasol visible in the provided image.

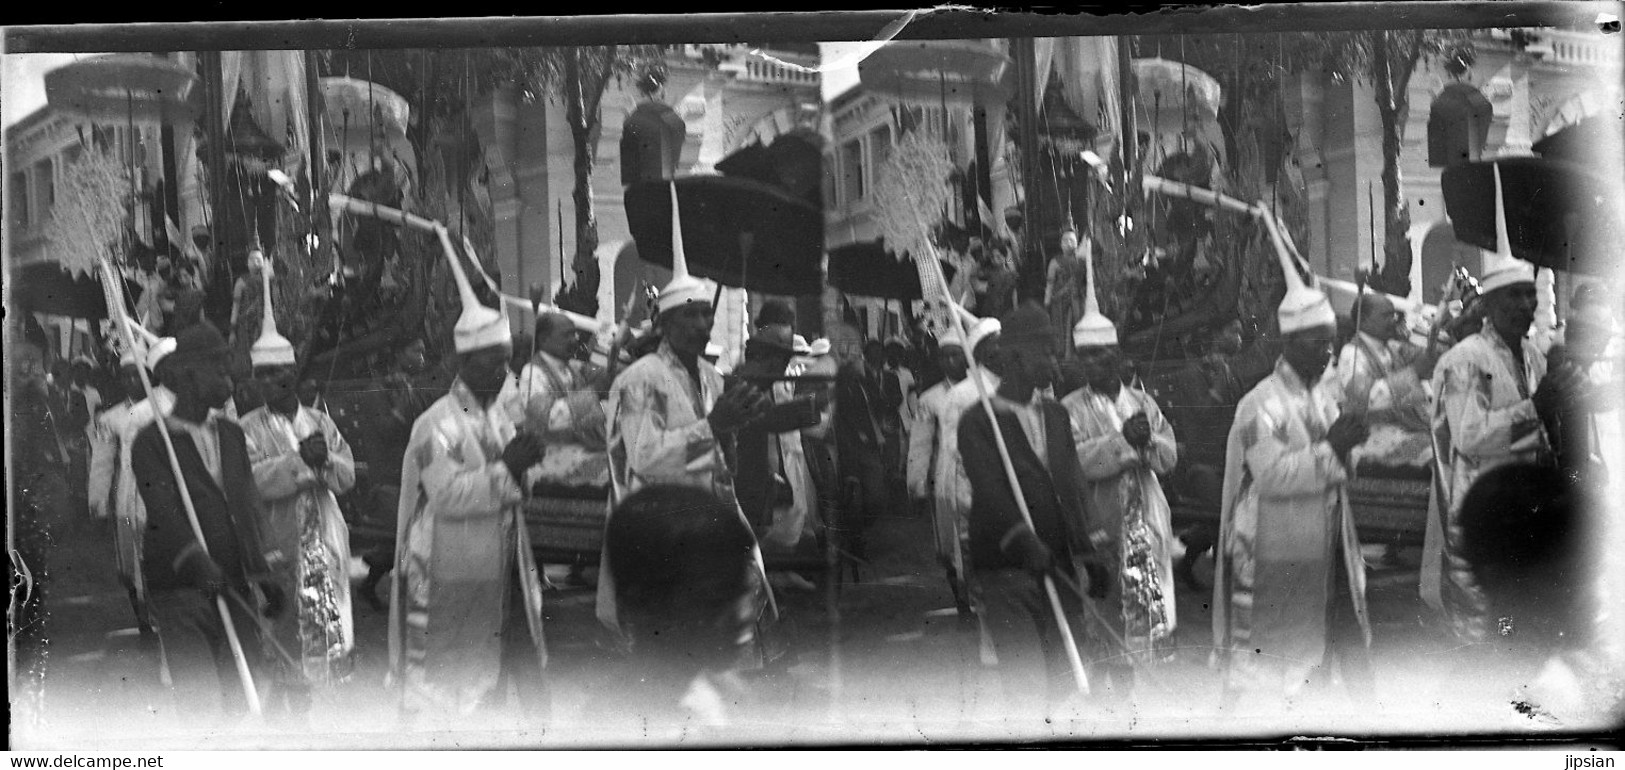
[624,174,824,296]
[12,261,144,320]
[826,240,958,301]
[1440,156,1622,276]
[44,54,199,125]
[320,77,411,139]
[858,40,1014,107]
[1132,57,1224,119]
[1532,113,1623,169]
[713,129,825,206]
[319,76,417,179]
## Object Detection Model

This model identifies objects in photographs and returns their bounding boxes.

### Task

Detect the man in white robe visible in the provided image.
[597,272,772,633]
[1061,292,1178,690]
[1422,262,1556,644]
[90,344,172,635]
[1213,272,1374,708]
[907,331,970,609]
[241,331,357,708]
[933,319,1004,572]
[388,256,548,721]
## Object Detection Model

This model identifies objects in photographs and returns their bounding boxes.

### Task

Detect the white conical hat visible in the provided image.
[1260,207,1336,334]
[656,181,716,315]
[248,249,298,367]
[436,226,512,353]
[937,326,965,350]
[1478,162,1536,294]
[1071,234,1118,347]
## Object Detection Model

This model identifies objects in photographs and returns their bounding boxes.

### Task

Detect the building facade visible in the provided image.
[470,43,822,358]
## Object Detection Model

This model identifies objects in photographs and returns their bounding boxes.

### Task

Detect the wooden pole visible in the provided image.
[1011,37,1044,303]
[1118,36,1140,230]
[199,50,234,332]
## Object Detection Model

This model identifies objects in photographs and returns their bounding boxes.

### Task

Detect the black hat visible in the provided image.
[998,302,1055,351]
[164,321,229,369]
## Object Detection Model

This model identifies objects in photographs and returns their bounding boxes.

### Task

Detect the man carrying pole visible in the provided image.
[131,322,284,724]
[957,303,1099,718]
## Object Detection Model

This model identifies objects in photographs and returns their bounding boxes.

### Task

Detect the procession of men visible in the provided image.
[8,168,1622,740]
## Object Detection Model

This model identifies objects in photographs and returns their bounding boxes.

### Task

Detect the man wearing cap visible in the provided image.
[1212,258,1373,709]
[731,325,827,552]
[389,235,549,720]
[1544,295,1619,483]
[90,338,169,635]
[1330,292,1437,468]
[908,330,972,612]
[131,323,284,721]
[239,277,357,710]
[796,338,840,532]
[957,303,1097,715]
[933,317,1005,568]
[1421,166,1563,646]
[1061,258,1179,693]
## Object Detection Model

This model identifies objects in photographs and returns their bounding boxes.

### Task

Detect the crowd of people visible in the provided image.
[8,180,1621,737]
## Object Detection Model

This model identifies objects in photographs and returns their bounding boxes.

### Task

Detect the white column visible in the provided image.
[1500,54,1535,156]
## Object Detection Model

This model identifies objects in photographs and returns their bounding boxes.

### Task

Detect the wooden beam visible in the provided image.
[6,4,1606,53]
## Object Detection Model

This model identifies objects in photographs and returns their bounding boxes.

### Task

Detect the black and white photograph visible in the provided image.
[4,4,1624,750]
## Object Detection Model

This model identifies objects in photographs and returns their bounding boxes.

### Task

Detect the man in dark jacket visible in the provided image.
[958,303,1103,716]
[133,323,284,723]
[834,340,902,563]
[731,325,828,539]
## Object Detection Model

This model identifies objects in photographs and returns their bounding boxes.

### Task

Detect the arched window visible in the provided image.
[1428,83,1492,168]
[620,101,686,187]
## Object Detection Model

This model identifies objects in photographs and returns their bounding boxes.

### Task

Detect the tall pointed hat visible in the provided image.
[655,181,717,315]
[1477,162,1536,294]
[249,248,298,367]
[437,227,512,353]
[1261,208,1336,333]
[1071,234,1117,347]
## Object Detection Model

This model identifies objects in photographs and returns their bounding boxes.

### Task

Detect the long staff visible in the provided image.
[911,212,1091,696]
[97,259,262,714]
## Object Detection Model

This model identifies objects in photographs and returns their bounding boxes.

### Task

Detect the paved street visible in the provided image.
[9,500,1563,749]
